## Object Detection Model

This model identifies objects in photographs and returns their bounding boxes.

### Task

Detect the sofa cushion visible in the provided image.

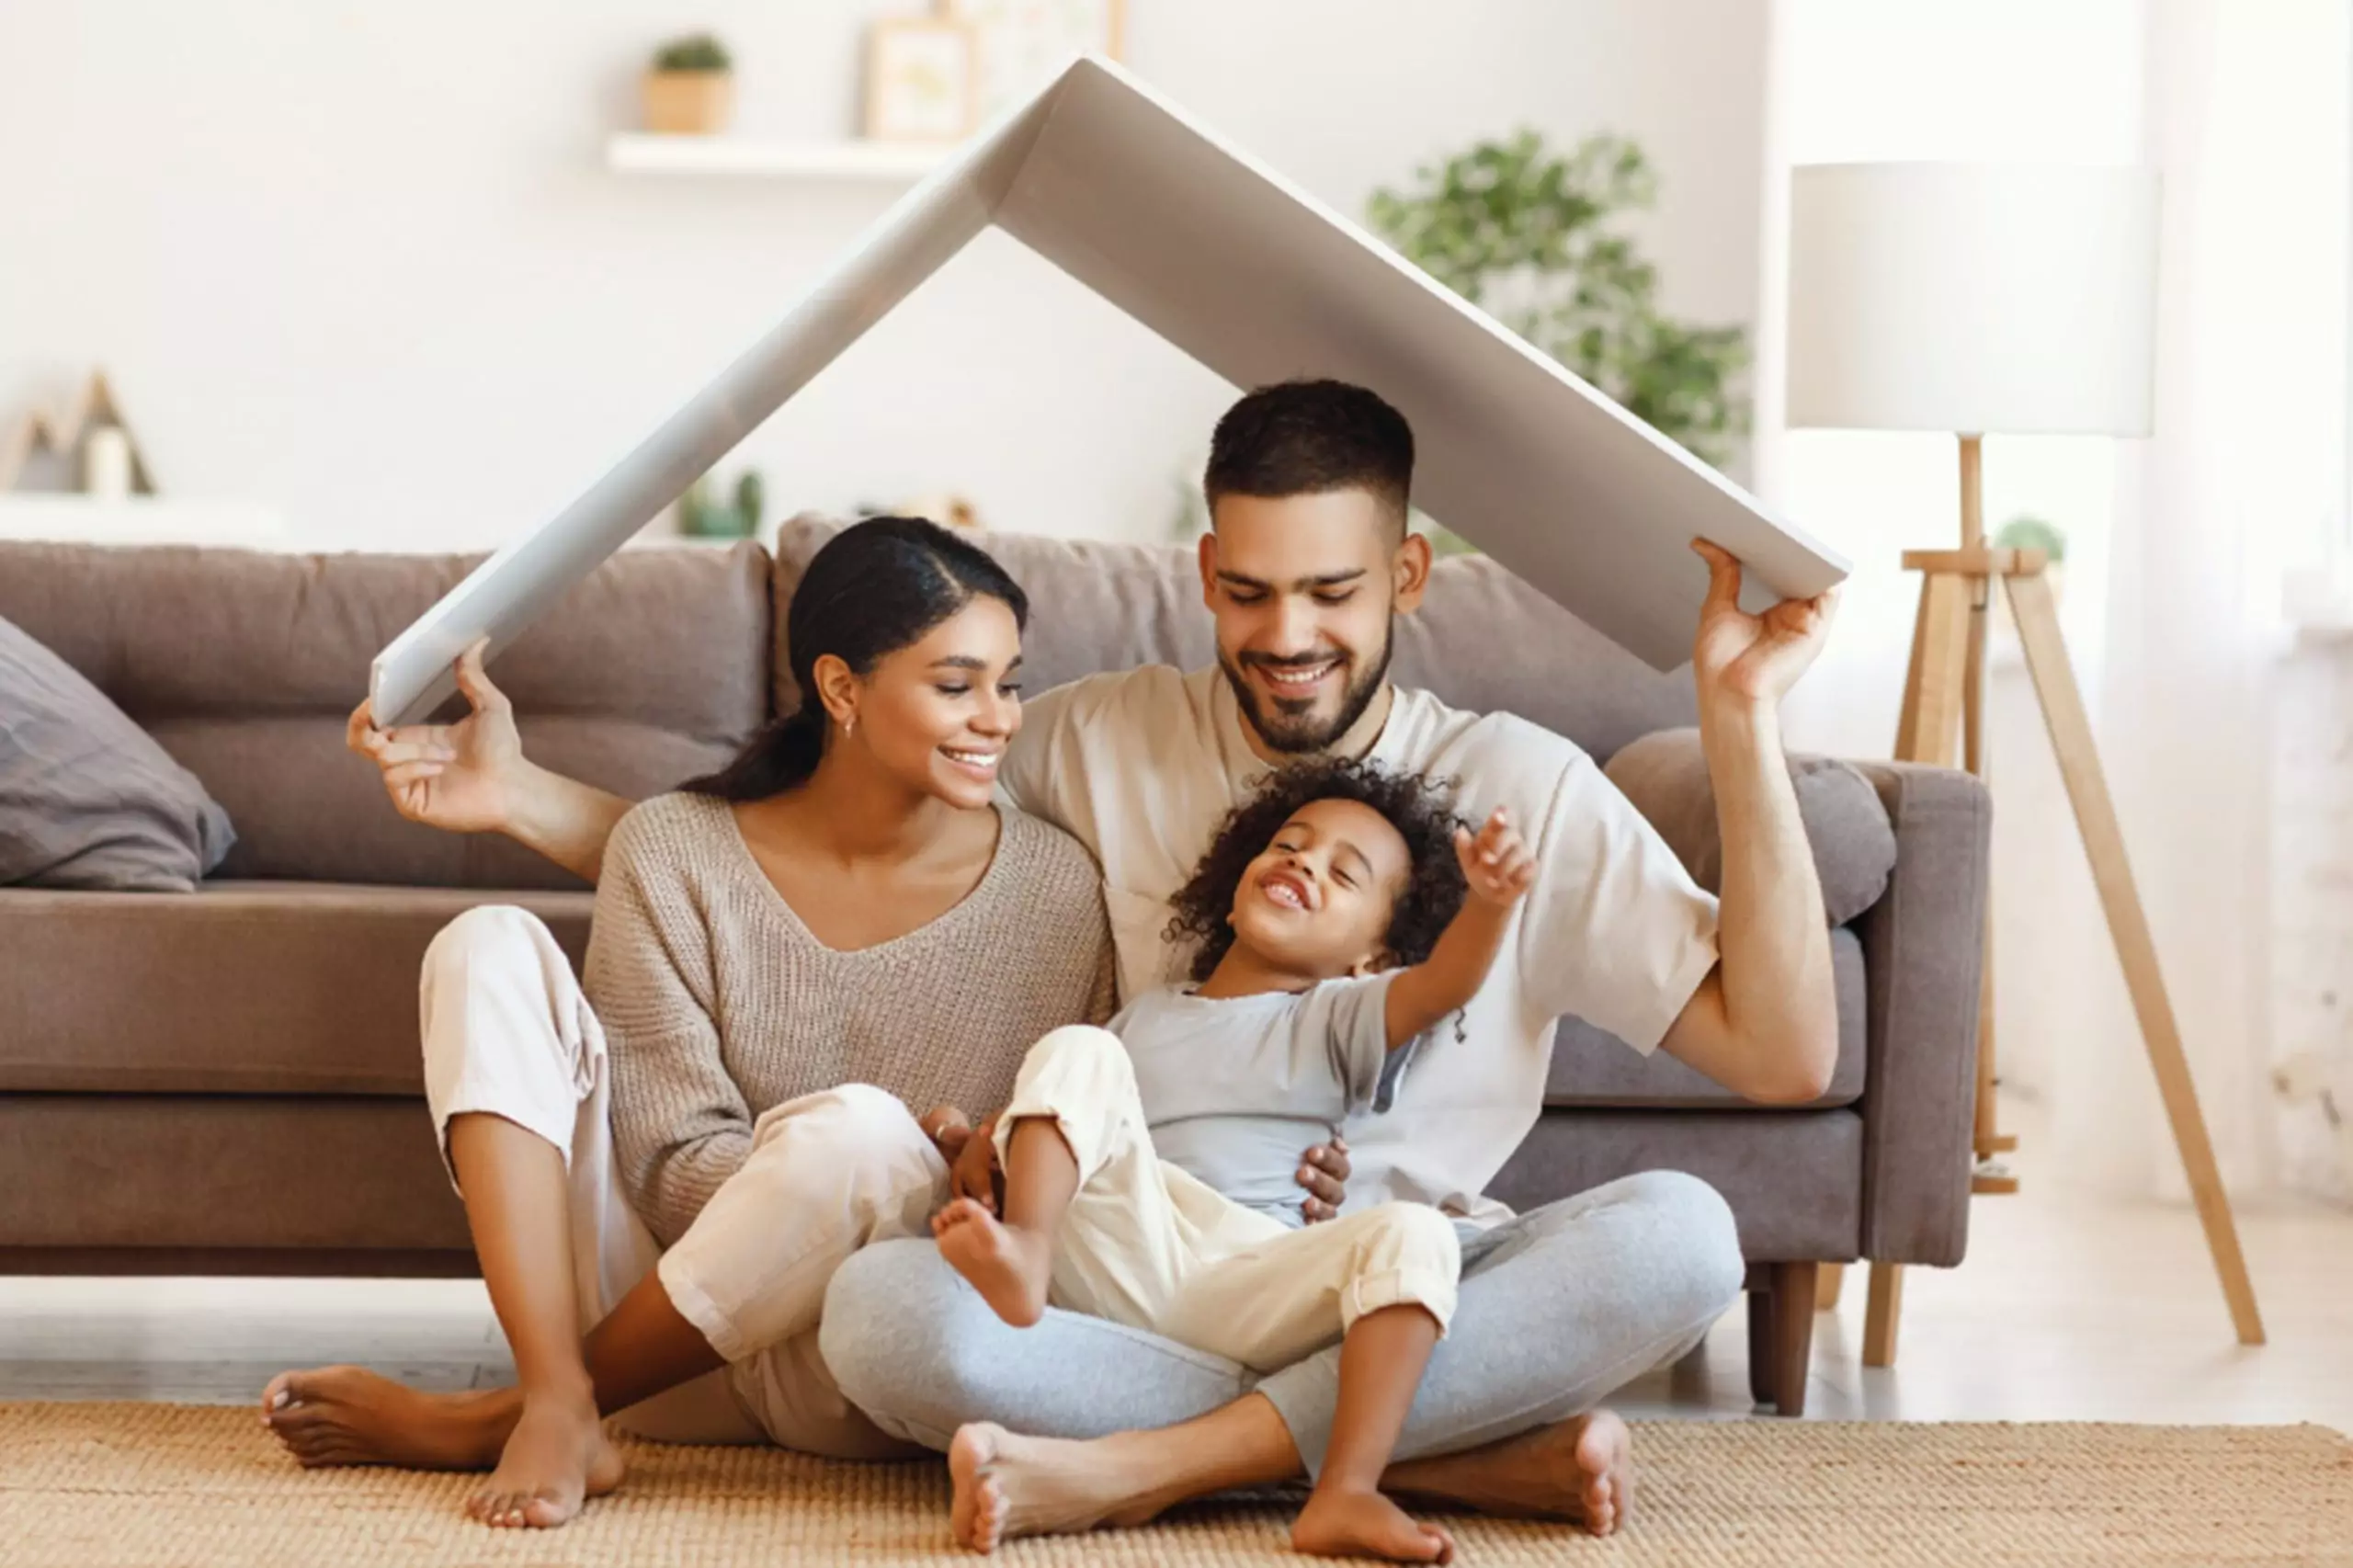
[0,1094,472,1254]
[1604,727,1899,926]
[0,614,235,891]
[1544,926,1866,1109]
[0,540,772,888]
[773,516,1696,765]
[0,883,591,1095]
[1487,1108,1863,1261]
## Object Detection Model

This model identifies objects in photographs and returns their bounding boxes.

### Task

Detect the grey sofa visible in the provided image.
[0,516,1988,1418]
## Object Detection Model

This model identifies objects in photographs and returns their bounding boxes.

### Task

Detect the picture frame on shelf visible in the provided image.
[942,0,1123,119]
[865,18,979,142]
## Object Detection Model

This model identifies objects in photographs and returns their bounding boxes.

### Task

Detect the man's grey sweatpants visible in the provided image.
[818,1169,1745,1476]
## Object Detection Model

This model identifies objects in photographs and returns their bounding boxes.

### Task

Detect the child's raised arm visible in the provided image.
[1382,807,1535,1049]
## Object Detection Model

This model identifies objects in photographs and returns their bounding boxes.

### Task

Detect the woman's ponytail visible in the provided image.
[680,704,827,801]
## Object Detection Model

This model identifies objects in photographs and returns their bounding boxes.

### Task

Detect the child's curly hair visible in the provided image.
[1163,757,1472,985]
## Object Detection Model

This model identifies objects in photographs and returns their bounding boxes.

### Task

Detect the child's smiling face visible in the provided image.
[1226,796,1414,979]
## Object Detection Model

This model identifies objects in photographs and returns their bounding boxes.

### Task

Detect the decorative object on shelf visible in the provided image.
[865,17,977,142]
[943,0,1123,119]
[1787,161,2265,1366]
[0,371,158,495]
[866,492,983,530]
[642,32,734,135]
[677,468,764,539]
[1370,131,1750,473]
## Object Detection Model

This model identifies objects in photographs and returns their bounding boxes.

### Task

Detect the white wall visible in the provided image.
[0,0,1768,551]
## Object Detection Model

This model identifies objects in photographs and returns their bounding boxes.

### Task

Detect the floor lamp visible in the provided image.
[1782,163,2265,1367]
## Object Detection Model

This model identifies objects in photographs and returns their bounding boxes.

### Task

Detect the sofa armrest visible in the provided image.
[1847,760,1990,1267]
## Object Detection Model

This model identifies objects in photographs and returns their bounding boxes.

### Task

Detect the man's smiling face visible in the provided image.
[1200,488,1427,756]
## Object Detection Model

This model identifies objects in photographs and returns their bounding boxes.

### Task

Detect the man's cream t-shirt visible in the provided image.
[1000,664,1721,1226]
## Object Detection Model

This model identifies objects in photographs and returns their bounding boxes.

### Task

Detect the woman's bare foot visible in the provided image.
[1292,1487,1457,1564]
[947,1423,1170,1551]
[465,1387,625,1529]
[260,1366,514,1471]
[932,1199,1051,1327]
[1383,1407,1633,1536]
[260,1367,623,1529]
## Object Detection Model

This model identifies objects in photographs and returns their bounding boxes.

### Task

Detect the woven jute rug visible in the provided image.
[2,1403,2347,1566]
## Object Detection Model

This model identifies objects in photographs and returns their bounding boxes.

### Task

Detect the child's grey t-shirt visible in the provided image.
[1112,971,1411,1226]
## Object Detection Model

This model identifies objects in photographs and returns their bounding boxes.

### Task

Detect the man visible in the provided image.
[814,381,1838,1546]
[325,380,1836,1542]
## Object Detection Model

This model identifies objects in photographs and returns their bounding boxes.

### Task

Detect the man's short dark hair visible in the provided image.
[1203,380,1415,534]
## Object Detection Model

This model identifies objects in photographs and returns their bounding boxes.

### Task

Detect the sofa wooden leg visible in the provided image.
[1746,1287,1776,1407]
[1816,1261,1846,1310]
[1770,1262,1818,1417]
[1864,1261,1904,1367]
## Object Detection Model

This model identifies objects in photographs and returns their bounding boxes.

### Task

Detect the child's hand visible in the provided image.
[1455,807,1535,906]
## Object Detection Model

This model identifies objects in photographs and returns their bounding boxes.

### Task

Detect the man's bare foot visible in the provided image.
[947,1423,1172,1551]
[932,1199,1050,1327]
[464,1388,625,1529]
[1293,1486,1456,1563]
[260,1366,514,1471]
[1384,1408,1633,1537]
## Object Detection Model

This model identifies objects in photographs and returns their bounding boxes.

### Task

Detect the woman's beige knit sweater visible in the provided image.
[585,791,1114,1245]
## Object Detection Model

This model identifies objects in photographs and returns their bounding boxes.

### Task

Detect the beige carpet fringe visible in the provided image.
[2,1403,2347,1566]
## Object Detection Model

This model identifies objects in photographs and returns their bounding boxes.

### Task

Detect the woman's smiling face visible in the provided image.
[1225,796,1412,978]
[841,596,1024,811]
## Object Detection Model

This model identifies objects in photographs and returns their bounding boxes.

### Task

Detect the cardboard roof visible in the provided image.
[373,55,1845,725]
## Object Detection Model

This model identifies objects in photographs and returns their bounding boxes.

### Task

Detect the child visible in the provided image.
[926,757,1534,1563]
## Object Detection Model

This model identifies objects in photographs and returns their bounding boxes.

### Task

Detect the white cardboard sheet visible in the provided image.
[372,56,1844,724]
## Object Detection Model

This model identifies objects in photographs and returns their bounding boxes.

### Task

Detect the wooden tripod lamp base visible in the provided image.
[1859,480,2267,1366]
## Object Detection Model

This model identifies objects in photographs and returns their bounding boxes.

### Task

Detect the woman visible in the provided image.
[261,517,1113,1528]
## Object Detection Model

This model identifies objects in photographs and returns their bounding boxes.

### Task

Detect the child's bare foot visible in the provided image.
[933,1198,1051,1327]
[1384,1407,1632,1535]
[261,1366,512,1470]
[1292,1486,1456,1563]
[465,1387,624,1529]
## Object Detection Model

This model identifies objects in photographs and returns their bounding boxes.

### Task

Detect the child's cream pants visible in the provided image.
[992,1026,1461,1375]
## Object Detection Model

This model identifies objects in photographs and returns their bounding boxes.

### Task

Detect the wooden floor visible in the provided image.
[6,1101,2348,1434]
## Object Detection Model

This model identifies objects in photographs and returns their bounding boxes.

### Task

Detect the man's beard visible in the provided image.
[1219,629,1394,756]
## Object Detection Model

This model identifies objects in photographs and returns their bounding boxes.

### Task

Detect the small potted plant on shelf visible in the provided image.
[643,33,734,135]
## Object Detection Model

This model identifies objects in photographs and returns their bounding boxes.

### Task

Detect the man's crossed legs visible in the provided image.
[822,1165,1745,1544]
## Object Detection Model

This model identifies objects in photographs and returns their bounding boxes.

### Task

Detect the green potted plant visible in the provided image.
[678,469,765,540]
[1992,514,2070,634]
[1368,131,1750,475]
[643,33,734,135]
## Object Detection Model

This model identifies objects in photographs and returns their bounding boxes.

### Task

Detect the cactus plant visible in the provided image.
[734,471,765,535]
[654,33,732,73]
[676,470,762,539]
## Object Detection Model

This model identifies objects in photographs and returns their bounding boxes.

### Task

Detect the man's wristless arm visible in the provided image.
[1696,694,1839,1101]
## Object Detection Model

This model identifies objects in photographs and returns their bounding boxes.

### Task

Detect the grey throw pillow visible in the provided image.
[1605,726,1897,926]
[0,615,234,891]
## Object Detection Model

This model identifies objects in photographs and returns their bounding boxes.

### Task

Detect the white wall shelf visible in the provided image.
[0,495,288,550]
[605,134,949,181]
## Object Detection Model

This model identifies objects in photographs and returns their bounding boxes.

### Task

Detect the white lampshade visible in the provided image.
[1786,163,2161,437]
